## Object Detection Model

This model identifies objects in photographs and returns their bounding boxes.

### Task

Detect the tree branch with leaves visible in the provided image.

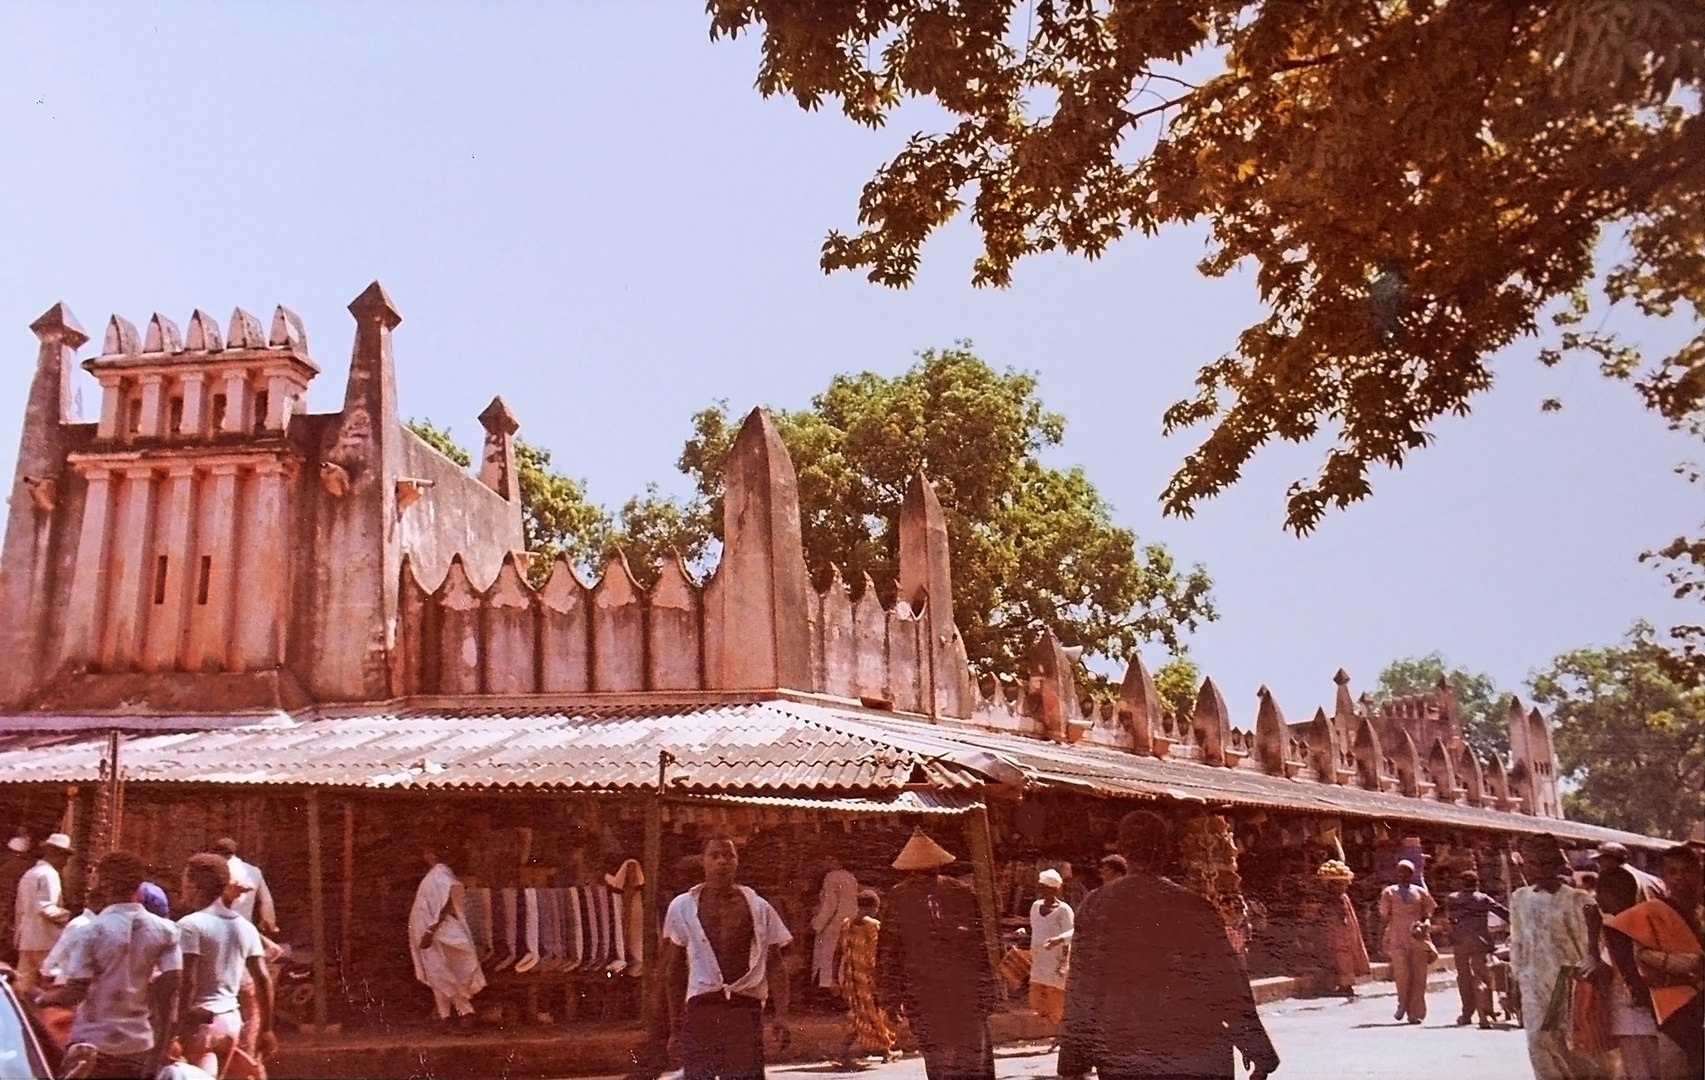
[710,0,1705,533]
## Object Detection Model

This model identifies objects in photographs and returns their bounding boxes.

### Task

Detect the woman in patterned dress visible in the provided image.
[837,889,898,1067]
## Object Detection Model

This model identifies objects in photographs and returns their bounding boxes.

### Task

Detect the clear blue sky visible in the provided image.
[0,3,1694,722]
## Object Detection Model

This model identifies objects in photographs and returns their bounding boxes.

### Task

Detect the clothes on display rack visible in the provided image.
[566,886,583,970]
[495,888,519,971]
[463,885,640,980]
[464,886,494,962]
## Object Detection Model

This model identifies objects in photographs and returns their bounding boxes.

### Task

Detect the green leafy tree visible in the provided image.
[676,345,1215,673]
[610,484,717,588]
[406,418,471,468]
[406,419,613,582]
[1153,654,1203,727]
[1372,653,1508,758]
[708,0,1704,532]
[514,440,613,579]
[1527,622,1705,840]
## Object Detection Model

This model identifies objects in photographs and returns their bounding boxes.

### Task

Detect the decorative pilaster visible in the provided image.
[103,466,157,670]
[61,467,113,669]
[234,459,292,671]
[187,464,240,672]
[143,465,197,672]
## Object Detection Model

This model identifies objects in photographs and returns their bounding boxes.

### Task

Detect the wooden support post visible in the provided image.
[62,784,84,904]
[964,803,1003,982]
[306,789,329,1031]
[641,785,663,1024]
[341,801,355,986]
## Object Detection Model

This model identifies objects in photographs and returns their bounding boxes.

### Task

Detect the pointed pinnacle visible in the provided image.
[30,302,87,348]
[479,395,520,436]
[348,281,402,329]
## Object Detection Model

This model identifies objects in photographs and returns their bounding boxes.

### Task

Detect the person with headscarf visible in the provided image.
[1510,835,1613,1080]
[876,829,996,1080]
[1377,858,1437,1023]
[1058,811,1279,1080]
[836,888,896,1067]
[1603,844,1703,1079]
[1028,868,1074,1029]
[1590,844,1672,1079]
[1315,860,1369,1000]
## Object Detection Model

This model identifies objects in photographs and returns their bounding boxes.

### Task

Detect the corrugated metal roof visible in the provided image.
[0,702,977,794]
[0,696,1673,847]
[675,789,977,816]
[799,705,1676,849]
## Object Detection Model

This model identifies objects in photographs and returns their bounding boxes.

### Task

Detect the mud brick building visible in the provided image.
[0,285,1665,1074]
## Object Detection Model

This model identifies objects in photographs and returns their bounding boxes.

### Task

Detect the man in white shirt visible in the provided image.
[1029,868,1074,1028]
[14,832,73,994]
[37,850,182,1079]
[212,839,276,935]
[178,853,275,1077]
[656,834,793,1080]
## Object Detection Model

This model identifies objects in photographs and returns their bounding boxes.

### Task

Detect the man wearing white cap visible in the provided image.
[1378,858,1438,1024]
[1029,869,1073,1028]
[0,834,33,966]
[14,832,73,994]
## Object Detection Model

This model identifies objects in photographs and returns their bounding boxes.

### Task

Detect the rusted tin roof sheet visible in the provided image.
[0,702,977,794]
[0,696,1672,847]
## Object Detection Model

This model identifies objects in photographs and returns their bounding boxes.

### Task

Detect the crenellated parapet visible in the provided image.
[394,538,949,708]
[991,651,1568,819]
[392,408,969,711]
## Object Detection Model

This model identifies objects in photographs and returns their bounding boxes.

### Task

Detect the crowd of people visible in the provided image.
[1307,836,1702,1080]
[617,811,1282,1080]
[1,831,280,1080]
[608,820,1703,1080]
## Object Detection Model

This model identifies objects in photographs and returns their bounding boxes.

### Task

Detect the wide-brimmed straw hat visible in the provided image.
[892,828,956,871]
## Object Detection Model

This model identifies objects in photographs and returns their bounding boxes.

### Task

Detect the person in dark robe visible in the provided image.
[1443,869,1509,1027]
[1058,810,1280,1080]
[875,829,996,1080]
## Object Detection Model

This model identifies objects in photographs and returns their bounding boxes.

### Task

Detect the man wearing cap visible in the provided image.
[656,833,792,1080]
[1029,869,1073,1029]
[14,832,73,995]
[1059,810,1279,1080]
[1443,869,1509,1028]
[1377,858,1437,1024]
[0,833,33,966]
[876,829,996,1080]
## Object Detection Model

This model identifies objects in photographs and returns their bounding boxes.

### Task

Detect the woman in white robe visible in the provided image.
[811,858,860,989]
[410,849,487,1022]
